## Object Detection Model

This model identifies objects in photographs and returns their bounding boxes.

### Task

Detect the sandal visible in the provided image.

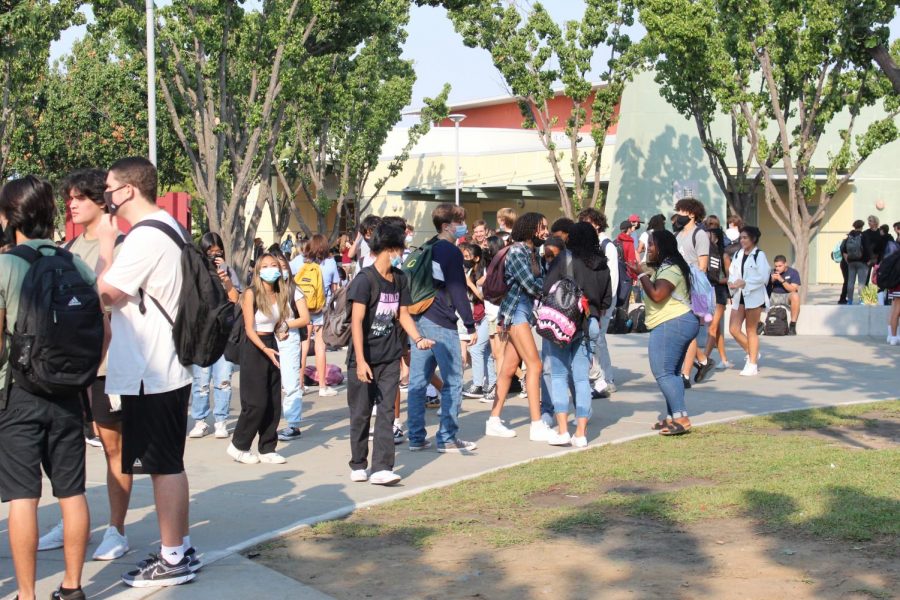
[651,419,673,431]
[659,421,692,436]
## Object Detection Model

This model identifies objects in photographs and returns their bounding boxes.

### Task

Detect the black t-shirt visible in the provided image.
[771,267,801,294]
[346,266,411,366]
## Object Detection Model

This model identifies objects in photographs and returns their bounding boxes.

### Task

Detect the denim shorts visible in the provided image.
[511,295,535,326]
[310,311,324,326]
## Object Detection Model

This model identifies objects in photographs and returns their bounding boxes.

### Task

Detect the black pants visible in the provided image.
[234,334,282,454]
[839,259,849,302]
[347,360,399,473]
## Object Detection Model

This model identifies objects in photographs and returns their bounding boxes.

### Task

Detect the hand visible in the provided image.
[735,279,746,289]
[357,361,373,383]
[415,338,435,350]
[467,330,478,347]
[772,273,783,282]
[217,267,233,290]
[96,214,119,243]
[263,347,280,368]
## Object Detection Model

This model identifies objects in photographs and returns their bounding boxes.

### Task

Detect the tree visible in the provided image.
[450,0,637,218]
[0,0,83,178]
[719,0,899,302]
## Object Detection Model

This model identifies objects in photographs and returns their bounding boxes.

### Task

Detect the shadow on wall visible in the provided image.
[613,125,715,223]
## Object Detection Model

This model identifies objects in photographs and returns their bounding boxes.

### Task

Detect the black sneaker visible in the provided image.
[51,587,86,600]
[185,546,202,572]
[756,322,765,335]
[694,358,715,383]
[462,382,484,398]
[425,396,440,409]
[122,554,196,588]
[393,424,405,444]
[277,426,302,441]
[591,388,610,399]
[682,375,692,389]
[789,322,797,335]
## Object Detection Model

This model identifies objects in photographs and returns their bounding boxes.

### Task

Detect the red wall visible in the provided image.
[440,93,620,135]
[64,191,192,240]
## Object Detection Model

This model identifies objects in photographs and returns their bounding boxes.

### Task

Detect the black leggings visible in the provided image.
[234,334,282,454]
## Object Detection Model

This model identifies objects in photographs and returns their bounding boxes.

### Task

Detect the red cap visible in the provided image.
[628,214,642,223]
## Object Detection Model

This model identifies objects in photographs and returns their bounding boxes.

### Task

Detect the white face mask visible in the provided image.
[405,235,414,245]
[726,227,740,240]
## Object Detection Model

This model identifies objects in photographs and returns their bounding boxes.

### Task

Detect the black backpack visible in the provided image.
[6,245,104,396]
[628,305,648,333]
[130,220,235,367]
[764,306,790,336]
[608,306,632,334]
[875,250,900,290]
[534,255,585,347]
[600,239,631,308]
[845,233,864,261]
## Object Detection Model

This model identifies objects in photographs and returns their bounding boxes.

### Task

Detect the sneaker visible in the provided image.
[529,421,553,442]
[716,360,734,370]
[185,547,202,573]
[485,416,516,438]
[399,381,408,391]
[85,434,103,448]
[588,363,602,381]
[393,424,405,444]
[540,412,554,428]
[694,358,716,383]
[891,336,900,346]
[213,421,229,439]
[739,362,759,377]
[591,388,610,399]
[38,520,65,551]
[318,387,338,397]
[51,587,86,600]
[277,426,302,441]
[226,443,259,464]
[789,322,797,335]
[756,322,765,335]
[92,526,129,561]
[480,385,496,404]
[593,379,608,393]
[605,382,617,394]
[259,452,287,464]
[350,469,369,482]
[572,436,588,448]
[425,396,440,409]
[547,431,571,446]
[682,375,692,389]
[518,389,528,399]
[437,439,478,453]
[369,470,402,485]
[409,440,433,452]
[462,382,484,398]
[121,554,195,588]
[188,421,210,439]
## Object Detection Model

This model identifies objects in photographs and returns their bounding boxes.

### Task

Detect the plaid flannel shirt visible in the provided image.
[498,243,544,327]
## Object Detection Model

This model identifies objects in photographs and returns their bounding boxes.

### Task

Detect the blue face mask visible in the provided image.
[453,224,468,239]
[281,270,289,281]
[260,267,281,283]
[391,255,403,268]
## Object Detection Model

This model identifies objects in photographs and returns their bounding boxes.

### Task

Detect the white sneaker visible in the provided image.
[593,379,608,394]
[85,435,103,448]
[740,362,759,377]
[890,336,900,346]
[485,416,517,438]
[369,470,401,485]
[529,421,553,442]
[572,436,588,448]
[606,382,617,394]
[540,412,554,428]
[213,422,229,439]
[547,431,571,446]
[92,526,129,561]
[38,520,65,551]
[258,452,287,464]
[588,363,602,381]
[188,421,210,438]
[350,469,369,482]
[226,443,259,464]
[319,387,338,397]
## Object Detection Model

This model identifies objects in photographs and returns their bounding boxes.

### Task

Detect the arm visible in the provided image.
[398,306,434,350]
[465,275,482,300]
[242,290,279,367]
[637,270,676,303]
[286,296,310,330]
[743,252,771,290]
[350,301,372,383]
[604,241,619,299]
[439,244,477,333]
[507,247,544,298]
[347,232,362,259]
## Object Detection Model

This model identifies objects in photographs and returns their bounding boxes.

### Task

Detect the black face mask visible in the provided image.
[532,236,546,248]
[673,215,691,232]
[463,259,474,270]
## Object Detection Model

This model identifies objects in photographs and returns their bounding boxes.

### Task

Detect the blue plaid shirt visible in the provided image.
[498,243,544,327]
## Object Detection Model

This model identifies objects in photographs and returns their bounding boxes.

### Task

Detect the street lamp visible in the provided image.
[449,114,466,205]
[146,0,157,166]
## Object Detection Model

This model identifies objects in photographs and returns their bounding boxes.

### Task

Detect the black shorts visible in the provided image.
[714,284,729,306]
[121,384,190,475]
[0,384,86,502]
[85,377,122,426]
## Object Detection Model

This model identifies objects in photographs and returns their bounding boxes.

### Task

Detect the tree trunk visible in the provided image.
[869,43,900,96]
[793,226,811,305]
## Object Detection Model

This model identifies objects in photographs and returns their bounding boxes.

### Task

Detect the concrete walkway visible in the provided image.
[1,334,898,599]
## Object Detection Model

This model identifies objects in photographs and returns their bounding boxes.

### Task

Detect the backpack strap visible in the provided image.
[5,245,44,264]
[128,220,187,325]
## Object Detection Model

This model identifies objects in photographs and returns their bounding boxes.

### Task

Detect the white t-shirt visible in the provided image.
[638,230,650,263]
[599,233,619,318]
[103,210,192,395]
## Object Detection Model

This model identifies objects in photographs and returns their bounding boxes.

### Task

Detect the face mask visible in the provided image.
[463,259,474,270]
[281,270,290,281]
[260,267,281,283]
[103,189,131,215]
[726,227,740,240]
[532,236,546,248]
[405,235,414,245]
[453,224,467,239]
[673,215,691,232]
[390,254,403,268]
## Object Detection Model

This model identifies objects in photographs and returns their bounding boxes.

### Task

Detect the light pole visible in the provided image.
[146,0,157,166]
[449,113,466,205]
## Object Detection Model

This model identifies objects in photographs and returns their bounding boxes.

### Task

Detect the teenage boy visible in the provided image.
[348,214,382,269]
[841,220,870,305]
[37,169,133,562]
[0,176,94,600]
[673,197,715,384]
[96,157,196,587]
[769,255,801,334]
[347,223,433,484]
[472,219,488,247]
[407,203,479,453]
[496,207,517,243]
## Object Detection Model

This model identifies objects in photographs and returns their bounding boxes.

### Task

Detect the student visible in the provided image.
[769,255,801,335]
[300,234,340,397]
[549,217,575,243]
[461,243,494,399]
[480,235,505,404]
[636,229,699,436]
[496,207,517,243]
[1,176,95,600]
[347,215,382,269]
[728,226,770,377]
[272,251,311,442]
[97,157,197,587]
[472,219,489,248]
[702,225,734,369]
[637,213,666,263]
[842,220,870,305]
[189,232,242,439]
[407,203,479,453]
[347,223,433,484]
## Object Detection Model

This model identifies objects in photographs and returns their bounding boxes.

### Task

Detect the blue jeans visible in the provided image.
[588,315,614,384]
[539,339,558,417]
[469,318,496,389]
[546,335,592,419]
[277,328,303,427]
[407,317,463,445]
[648,311,699,419]
[191,356,234,422]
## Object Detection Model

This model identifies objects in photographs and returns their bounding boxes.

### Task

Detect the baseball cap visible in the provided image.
[619,220,632,231]
[628,214,642,223]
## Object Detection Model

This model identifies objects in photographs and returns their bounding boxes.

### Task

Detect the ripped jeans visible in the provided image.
[191,356,235,423]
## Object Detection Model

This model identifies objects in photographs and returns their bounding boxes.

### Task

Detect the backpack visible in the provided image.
[845,233,864,261]
[707,243,726,285]
[831,241,843,263]
[884,239,900,258]
[6,245,104,396]
[321,268,377,349]
[401,236,439,314]
[875,250,900,290]
[534,255,585,347]
[670,262,715,324]
[764,306,790,336]
[607,306,632,334]
[600,239,631,308]
[130,220,235,368]
[295,262,325,312]
[482,244,513,304]
[629,305,648,333]
[303,364,344,387]
[223,303,245,364]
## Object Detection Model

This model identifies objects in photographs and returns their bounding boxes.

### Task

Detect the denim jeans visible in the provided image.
[407,317,463,445]
[539,339,558,417]
[546,334,592,419]
[191,355,234,422]
[277,328,303,427]
[847,261,868,305]
[469,318,496,389]
[648,311,699,419]
[588,315,615,384]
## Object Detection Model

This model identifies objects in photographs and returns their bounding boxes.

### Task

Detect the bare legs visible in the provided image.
[490,324,542,422]
[729,305,763,364]
[152,472,189,548]
[703,303,729,364]
[95,422,133,534]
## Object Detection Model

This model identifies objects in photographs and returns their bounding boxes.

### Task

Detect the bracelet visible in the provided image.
[415,337,423,344]
[637,272,649,280]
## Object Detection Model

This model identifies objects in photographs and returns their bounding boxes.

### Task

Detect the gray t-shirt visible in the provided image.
[677,225,710,268]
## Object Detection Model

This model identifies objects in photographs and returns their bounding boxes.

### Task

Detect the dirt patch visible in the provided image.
[252,516,899,600]
[762,415,900,451]
[528,478,714,509]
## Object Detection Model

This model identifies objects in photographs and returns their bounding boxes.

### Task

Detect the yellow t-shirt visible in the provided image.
[644,263,691,330]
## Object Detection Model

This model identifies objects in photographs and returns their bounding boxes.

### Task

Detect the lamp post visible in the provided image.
[146,0,157,166]
[449,114,466,205]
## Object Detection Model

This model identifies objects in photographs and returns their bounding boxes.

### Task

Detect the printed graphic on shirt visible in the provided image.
[371,290,400,338]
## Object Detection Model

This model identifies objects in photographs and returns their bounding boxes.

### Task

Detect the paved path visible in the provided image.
[1,334,897,599]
